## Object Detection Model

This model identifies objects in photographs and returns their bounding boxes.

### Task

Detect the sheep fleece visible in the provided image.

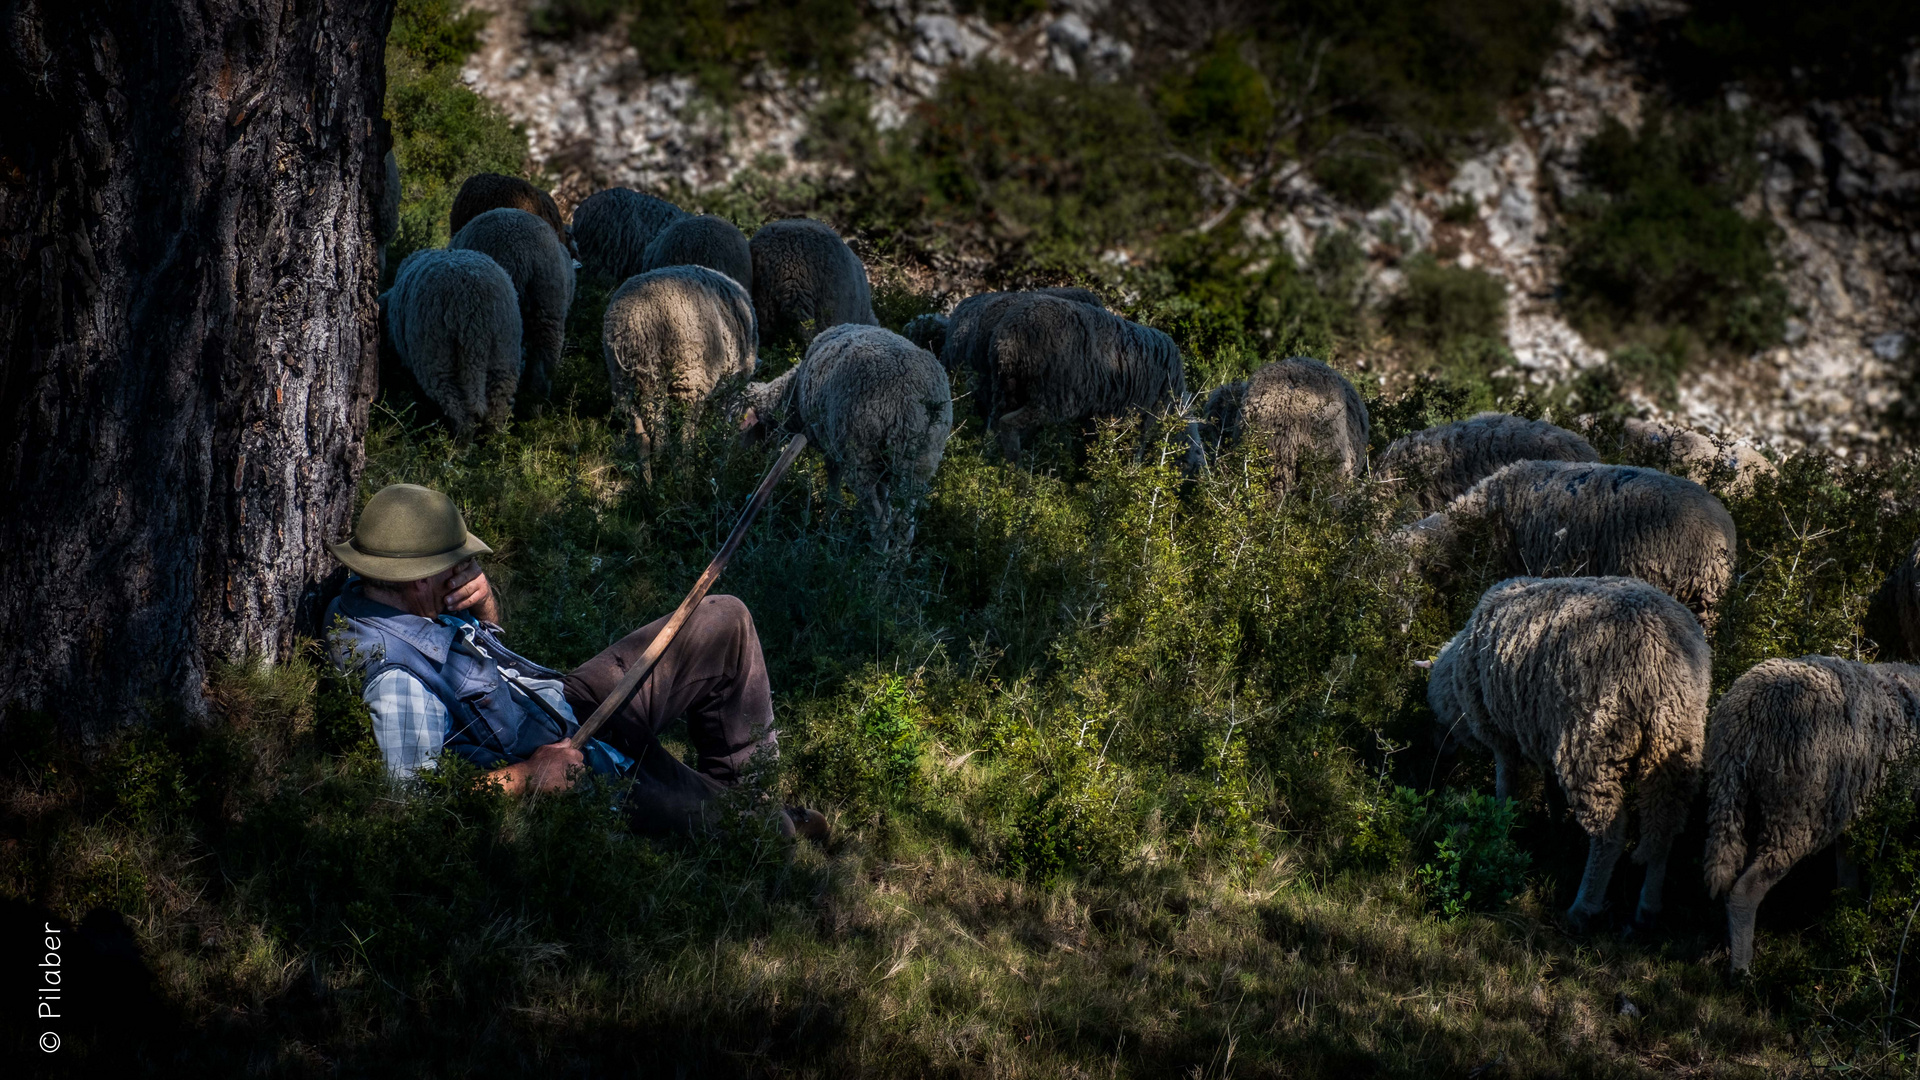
[985,295,1185,428]
[452,208,576,403]
[573,187,687,284]
[643,213,753,289]
[749,218,877,343]
[1430,576,1710,847]
[1376,412,1599,512]
[385,248,523,435]
[1704,656,1920,897]
[602,265,757,445]
[1208,357,1369,485]
[941,287,1102,379]
[1425,460,1737,628]
[449,172,571,254]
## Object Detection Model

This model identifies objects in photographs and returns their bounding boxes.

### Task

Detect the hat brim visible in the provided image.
[327,532,493,583]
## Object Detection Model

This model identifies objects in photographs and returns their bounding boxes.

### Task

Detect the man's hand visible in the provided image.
[493,738,584,795]
[444,559,500,623]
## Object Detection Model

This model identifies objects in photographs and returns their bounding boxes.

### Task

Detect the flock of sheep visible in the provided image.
[374,166,1920,973]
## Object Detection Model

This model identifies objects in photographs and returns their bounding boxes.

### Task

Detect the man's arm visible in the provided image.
[483,741,586,795]
[365,668,581,793]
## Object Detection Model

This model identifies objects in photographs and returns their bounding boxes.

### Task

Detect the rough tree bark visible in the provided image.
[0,0,393,735]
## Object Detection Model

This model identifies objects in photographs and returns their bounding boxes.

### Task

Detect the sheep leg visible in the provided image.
[1567,812,1628,931]
[1633,830,1674,927]
[1492,748,1513,802]
[1726,855,1793,973]
[994,407,1042,463]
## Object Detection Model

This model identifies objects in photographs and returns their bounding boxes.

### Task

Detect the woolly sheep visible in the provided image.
[375,150,400,276]
[1877,537,1920,661]
[572,187,687,284]
[902,313,950,357]
[1402,460,1738,632]
[1375,413,1600,513]
[1202,357,1369,490]
[743,325,954,549]
[449,172,574,258]
[642,213,753,289]
[1616,417,1778,497]
[602,264,757,469]
[940,286,1103,380]
[452,208,576,406]
[983,294,1201,466]
[1704,656,1920,971]
[749,218,877,345]
[1425,576,1711,929]
[384,248,523,436]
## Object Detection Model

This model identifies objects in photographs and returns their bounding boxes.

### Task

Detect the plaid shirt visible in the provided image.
[356,614,626,781]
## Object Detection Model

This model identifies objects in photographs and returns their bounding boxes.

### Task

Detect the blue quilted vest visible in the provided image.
[325,584,611,772]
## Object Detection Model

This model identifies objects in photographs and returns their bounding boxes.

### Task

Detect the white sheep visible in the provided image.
[748,218,877,345]
[451,208,576,408]
[742,325,953,549]
[1616,417,1777,497]
[1402,460,1738,632]
[383,248,523,436]
[602,264,757,470]
[1426,576,1711,929]
[1704,656,1920,971]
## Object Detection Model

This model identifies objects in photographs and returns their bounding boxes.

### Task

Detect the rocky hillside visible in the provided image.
[460,0,1919,454]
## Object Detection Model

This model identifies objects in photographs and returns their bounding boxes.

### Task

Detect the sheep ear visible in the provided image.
[1411,658,1434,670]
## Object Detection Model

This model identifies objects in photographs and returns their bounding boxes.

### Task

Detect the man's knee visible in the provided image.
[694,594,754,641]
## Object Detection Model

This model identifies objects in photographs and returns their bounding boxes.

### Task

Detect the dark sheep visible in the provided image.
[375,150,401,276]
[1375,413,1601,513]
[902,313,950,357]
[642,213,753,289]
[748,218,877,345]
[383,248,523,436]
[449,172,574,258]
[983,294,1200,466]
[940,287,1103,381]
[451,208,576,407]
[572,187,687,284]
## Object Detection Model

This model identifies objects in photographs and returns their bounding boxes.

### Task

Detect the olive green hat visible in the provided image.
[328,484,492,582]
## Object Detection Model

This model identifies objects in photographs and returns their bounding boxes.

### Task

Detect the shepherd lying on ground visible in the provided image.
[323,483,827,841]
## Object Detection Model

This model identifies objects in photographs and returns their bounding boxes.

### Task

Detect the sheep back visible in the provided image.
[1430,575,1711,844]
[385,248,523,435]
[1425,460,1738,630]
[902,313,950,357]
[1617,417,1778,496]
[643,213,753,289]
[602,264,757,450]
[941,287,1103,380]
[749,218,877,345]
[986,295,1185,428]
[1376,412,1599,512]
[451,208,576,404]
[1232,357,1370,487]
[573,187,687,284]
[1704,656,1920,897]
[450,173,571,255]
[790,324,954,542]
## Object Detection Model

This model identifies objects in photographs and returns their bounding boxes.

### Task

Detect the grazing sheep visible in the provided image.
[603,265,757,469]
[749,218,878,345]
[1616,417,1778,496]
[1402,460,1738,631]
[643,213,753,289]
[449,172,574,257]
[1704,656,1920,971]
[375,150,401,276]
[940,287,1103,380]
[572,187,687,284]
[384,248,523,436]
[902,313,950,357]
[1426,576,1711,929]
[1375,413,1600,513]
[451,208,576,407]
[1202,357,1369,490]
[1876,537,1920,661]
[984,294,1201,466]
[743,325,954,548]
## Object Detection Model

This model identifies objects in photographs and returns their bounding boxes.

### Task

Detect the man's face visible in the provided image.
[395,561,465,617]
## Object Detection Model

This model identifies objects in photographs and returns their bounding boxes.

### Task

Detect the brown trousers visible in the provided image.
[561,594,776,835]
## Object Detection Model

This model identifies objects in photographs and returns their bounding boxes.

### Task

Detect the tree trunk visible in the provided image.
[0,0,392,736]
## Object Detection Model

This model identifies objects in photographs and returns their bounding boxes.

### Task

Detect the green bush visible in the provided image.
[1385,255,1508,350]
[1561,111,1787,355]
[1414,790,1531,917]
[791,672,931,821]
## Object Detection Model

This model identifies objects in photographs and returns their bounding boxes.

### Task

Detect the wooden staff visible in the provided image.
[569,434,808,750]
